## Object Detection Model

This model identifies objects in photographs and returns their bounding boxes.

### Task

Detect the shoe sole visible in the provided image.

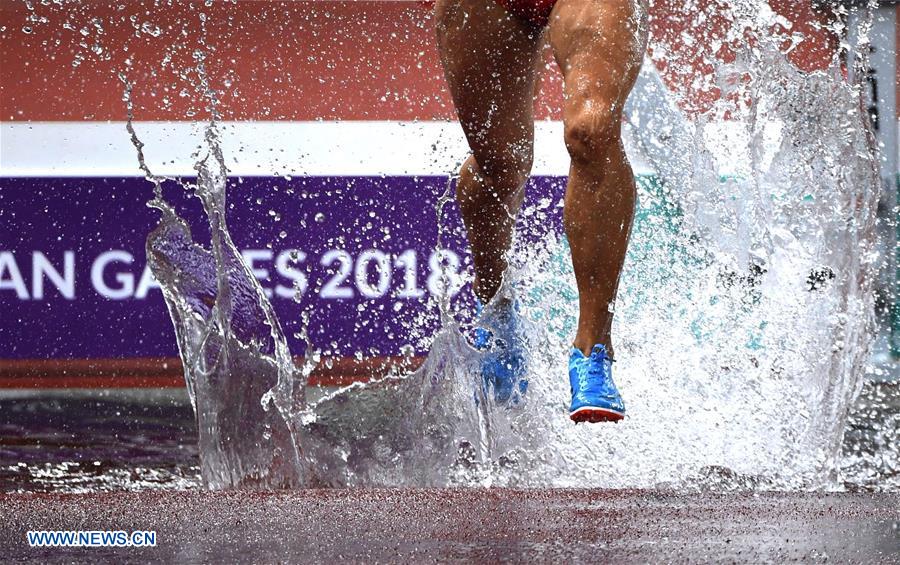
[569,406,624,423]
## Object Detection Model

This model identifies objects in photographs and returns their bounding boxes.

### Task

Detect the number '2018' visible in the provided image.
[318,249,463,300]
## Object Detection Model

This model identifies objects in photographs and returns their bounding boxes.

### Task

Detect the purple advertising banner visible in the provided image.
[0,176,566,362]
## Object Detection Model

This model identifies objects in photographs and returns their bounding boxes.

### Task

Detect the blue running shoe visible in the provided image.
[474,300,527,406]
[568,344,625,423]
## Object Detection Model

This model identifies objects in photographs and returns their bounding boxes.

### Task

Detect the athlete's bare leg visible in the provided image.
[434,0,544,304]
[549,0,647,357]
[436,0,647,360]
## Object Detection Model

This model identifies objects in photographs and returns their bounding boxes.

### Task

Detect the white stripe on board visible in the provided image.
[0,121,654,178]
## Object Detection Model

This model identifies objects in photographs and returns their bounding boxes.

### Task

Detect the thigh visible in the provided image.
[435,0,544,175]
[548,0,648,127]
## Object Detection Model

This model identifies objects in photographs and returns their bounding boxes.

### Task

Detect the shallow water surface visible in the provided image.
[1,380,897,493]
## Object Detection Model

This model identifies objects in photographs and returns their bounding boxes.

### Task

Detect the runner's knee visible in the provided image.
[460,148,533,204]
[564,100,620,165]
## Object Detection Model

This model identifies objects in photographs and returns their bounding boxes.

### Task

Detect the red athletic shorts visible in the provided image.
[495,0,557,26]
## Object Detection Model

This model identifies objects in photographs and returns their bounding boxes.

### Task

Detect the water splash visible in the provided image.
[122,64,309,487]
[129,3,887,490]
[145,141,308,488]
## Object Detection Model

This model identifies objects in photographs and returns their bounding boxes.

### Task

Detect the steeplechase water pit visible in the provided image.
[1,0,899,561]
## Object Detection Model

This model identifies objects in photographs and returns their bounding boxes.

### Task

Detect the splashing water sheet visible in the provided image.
[118,1,892,491]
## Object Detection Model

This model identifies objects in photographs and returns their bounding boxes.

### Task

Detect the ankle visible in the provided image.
[473,277,501,306]
[572,338,614,359]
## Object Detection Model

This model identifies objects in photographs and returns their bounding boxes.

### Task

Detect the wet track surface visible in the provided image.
[1,489,899,563]
[1,386,899,562]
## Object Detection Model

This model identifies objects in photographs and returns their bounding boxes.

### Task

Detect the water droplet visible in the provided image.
[140,22,161,37]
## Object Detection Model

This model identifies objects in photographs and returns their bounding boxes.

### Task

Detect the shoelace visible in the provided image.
[587,345,615,376]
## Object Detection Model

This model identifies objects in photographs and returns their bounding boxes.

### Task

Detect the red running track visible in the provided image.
[1,489,898,562]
